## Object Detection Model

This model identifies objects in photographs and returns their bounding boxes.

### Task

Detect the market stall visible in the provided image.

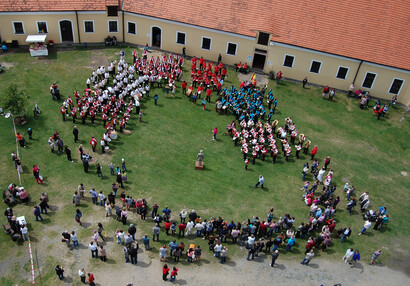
[25,35,48,56]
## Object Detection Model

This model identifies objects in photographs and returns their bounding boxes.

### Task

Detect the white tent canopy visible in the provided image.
[25,35,47,43]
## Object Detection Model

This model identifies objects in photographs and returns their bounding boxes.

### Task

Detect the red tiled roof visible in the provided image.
[123,0,410,70]
[0,0,107,12]
[0,0,408,70]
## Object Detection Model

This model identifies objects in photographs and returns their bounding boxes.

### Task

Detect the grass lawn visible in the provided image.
[0,46,409,284]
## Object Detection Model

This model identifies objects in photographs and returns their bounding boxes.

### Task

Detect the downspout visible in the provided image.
[352,60,363,85]
[122,0,125,43]
[75,10,81,44]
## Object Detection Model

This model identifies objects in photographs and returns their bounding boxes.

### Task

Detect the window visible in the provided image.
[362,72,377,89]
[84,21,94,33]
[37,21,48,33]
[226,42,237,56]
[13,22,24,34]
[336,66,349,79]
[107,6,118,16]
[108,20,118,33]
[257,32,270,45]
[283,54,295,68]
[309,60,322,74]
[127,22,136,35]
[389,78,404,95]
[176,32,186,45]
[201,37,212,50]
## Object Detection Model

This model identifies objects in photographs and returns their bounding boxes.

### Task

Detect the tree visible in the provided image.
[0,84,29,116]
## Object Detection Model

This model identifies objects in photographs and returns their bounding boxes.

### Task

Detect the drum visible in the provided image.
[110,131,118,139]
[187,89,192,97]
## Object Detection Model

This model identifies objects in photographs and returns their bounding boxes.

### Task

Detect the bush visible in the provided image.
[0,84,29,117]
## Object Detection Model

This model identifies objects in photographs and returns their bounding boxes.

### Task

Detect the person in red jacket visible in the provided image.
[322,85,330,99]
[32,165,43,184]
[162,264,170,281]
[90,136,97,152]
[178,222,186,238]
[276,71,283,84]
[181,81,187,95]
[311,145,318,160]
[206,88,212,103]
[71,107,76,123]
[88,273,95,286]
[164,220,171,236]
[60,105,66,121]
[170,267,178,282]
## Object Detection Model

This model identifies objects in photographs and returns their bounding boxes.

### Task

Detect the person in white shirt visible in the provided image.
[247,234,255,248]
[359,220,372,235]
[343,248,354,263]
[186,220,194,236]
[89,242,98,258]
[195,222,204,237]
[20,224,29,241]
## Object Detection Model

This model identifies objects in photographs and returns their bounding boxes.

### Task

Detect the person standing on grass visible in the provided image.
[346,198,356,215]
[370,249,382,265]
[20,224,29,241]
[350,250,360,268]
[71,231,79,248]
[32,165,43,184]
[78,268,86,284]
[73,126,79,143]
[96,163,103,179]
[342,248,354,263]
[254,175,265,189]
[55,265,64,280]
[65,146,73,162]
[276,71,282,84]
[212,126,218,140]
[339,227,351,243]
[121,207,128,225]
[33,205,43,221]
[302,77,308,88]
[75,209,83,226]
[311,145,318,160]
[359,220,372,235]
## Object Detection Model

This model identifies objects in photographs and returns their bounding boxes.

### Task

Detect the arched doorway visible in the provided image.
[151,27,161,48]
[59,20,74,42]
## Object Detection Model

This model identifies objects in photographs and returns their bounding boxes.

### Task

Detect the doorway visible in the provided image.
[252,53,266,70]
[59,20,74,42]
[151,27,161,48]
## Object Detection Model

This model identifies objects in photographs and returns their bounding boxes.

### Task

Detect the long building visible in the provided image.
[1,0,409,106]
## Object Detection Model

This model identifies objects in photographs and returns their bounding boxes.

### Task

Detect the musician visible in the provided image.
[90,136,97,152]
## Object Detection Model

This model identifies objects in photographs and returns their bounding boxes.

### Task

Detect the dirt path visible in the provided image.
[87,250,409,286]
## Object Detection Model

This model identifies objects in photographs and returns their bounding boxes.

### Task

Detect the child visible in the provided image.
[170,222,177,235]
[170,267,178,282]
[202,98,206,111]
[116,230,124,244]
[122,171,127,182]
[245,158,249,170]
[153,94,159,105]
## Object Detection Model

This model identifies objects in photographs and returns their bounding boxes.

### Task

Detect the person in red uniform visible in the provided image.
[244,158,249,170]
[221,67,227,79]
[311,145,318,160]
[181,81,187,95]
[206,88,212,103]
[80,110,86,125]
[276,71,283,84]
[102,113,108,127]
[60,105,66,121]
[90,109,96,124]
[90,136,97,152]
[71,107,76,123]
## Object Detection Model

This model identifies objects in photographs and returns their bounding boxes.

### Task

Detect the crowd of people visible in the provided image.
[2,49,392,285]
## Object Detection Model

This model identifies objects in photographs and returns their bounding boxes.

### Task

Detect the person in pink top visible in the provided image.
[212,127,218,141]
